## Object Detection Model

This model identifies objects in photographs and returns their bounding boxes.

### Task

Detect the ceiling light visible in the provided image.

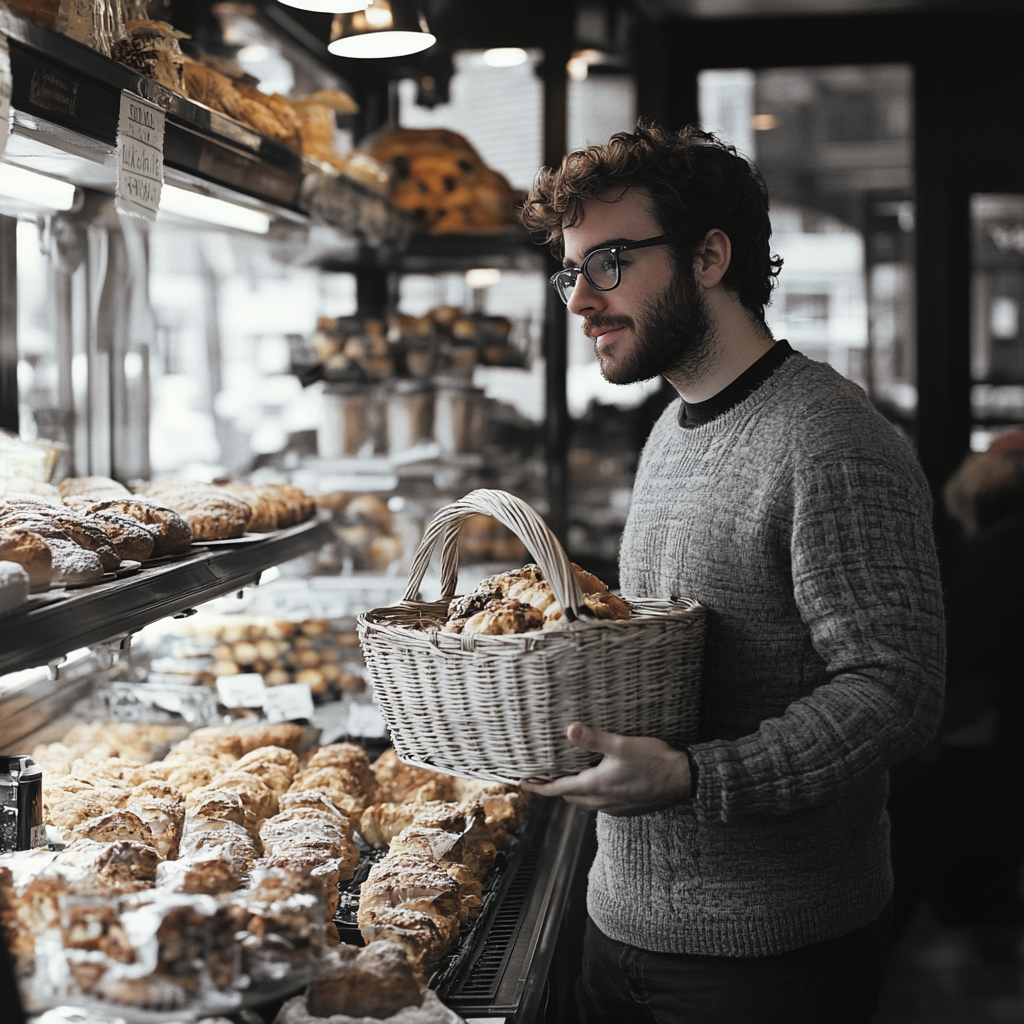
[483,48,528,68]
[158,185,271,234]
[278,0,368,11]
[0,163,76,210]
[465,268,501,288]
[752,113,779,131]
[328,0,435,59]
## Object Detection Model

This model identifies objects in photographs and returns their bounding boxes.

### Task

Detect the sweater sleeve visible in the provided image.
[690,446,946,823]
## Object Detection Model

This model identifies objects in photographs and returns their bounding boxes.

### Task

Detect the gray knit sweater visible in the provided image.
[590,351,945,957]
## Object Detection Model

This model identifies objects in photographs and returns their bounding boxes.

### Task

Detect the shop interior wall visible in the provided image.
[631,8,1024,575]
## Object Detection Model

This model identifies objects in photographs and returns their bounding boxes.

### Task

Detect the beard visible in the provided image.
[584,270,716,387]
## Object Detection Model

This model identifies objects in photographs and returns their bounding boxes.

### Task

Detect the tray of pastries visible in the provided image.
[10,719,528,1021]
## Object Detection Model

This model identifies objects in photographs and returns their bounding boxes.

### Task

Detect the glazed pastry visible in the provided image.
[68,810,155,847]
[371,749,455,804]
[237,722,303,754]
[184,786,246,827]
[307,941,423,1018]
[359,802,419,850]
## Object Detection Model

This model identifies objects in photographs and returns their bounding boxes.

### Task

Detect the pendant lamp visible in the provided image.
[278,0,369,13]
[328,0,436,59]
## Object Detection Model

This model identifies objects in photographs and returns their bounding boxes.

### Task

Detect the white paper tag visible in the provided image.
[347,702,387,738]
[264,682,315,723]
[30,823,47,849]
[116,91,164,220]
[216,673,266,709]
[0,35,11,164]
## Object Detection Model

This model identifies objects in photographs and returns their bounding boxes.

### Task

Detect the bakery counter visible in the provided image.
[0,513,335,677]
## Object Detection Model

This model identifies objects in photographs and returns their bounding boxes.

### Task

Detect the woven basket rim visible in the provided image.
[357,595,704,647]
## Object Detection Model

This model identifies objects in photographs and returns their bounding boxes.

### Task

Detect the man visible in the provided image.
[519,124,945,1023]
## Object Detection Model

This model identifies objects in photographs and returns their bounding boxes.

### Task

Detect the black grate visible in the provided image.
[441,808,547,1002]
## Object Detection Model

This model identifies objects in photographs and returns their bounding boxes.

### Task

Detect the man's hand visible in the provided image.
[520,723,692,816]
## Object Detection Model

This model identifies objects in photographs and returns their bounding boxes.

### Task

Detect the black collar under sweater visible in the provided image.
[677,340,794,429]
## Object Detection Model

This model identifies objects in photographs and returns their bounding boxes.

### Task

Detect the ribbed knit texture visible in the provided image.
[589,352,945,957]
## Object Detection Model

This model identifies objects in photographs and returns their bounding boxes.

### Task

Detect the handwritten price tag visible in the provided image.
[116,91,164,220]
[264,682,315,724]
[216,673,266,709]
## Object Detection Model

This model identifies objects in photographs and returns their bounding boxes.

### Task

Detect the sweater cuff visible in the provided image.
[683,748,699,802]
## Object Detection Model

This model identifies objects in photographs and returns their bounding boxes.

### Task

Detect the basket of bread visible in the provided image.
[358,489,705,783]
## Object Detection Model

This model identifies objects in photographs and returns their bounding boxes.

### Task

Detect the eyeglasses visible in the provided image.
[549,234,674,306]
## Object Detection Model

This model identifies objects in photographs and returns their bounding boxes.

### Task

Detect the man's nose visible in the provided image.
[566,274,607,317]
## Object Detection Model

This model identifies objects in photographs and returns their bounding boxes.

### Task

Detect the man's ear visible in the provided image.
[695,228,731,289]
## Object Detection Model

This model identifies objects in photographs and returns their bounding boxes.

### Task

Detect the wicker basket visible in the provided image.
[357,489,705,783]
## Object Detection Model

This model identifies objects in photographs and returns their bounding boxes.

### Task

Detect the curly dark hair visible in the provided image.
[521,122,783,321]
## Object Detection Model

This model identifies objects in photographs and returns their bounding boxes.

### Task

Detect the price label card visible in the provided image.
[347,703,387,738]
[0,35,11,163]
[264,682,315,723]
[216,673,266,709]
[116,91,164,220]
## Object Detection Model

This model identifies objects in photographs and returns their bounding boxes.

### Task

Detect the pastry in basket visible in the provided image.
[305,941,424,1018]
[441,561,630,634]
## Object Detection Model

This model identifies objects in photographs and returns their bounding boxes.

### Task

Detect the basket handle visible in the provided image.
[402,489,585,621]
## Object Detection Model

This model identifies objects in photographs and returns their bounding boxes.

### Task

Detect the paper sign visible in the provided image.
[216,673,266,709]
[0,35,11,163]
[347,703,387,738]
[264,682,315,723]
[116,91,164,220]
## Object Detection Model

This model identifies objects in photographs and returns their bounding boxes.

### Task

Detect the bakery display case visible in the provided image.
[0,6,595,1021]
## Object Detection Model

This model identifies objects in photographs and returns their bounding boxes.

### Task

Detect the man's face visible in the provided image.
[562,188,714,386]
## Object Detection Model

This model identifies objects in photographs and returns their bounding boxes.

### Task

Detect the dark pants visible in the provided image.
[577,903,892,1024]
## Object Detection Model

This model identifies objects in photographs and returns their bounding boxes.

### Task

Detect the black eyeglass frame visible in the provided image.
[549,233,675,305]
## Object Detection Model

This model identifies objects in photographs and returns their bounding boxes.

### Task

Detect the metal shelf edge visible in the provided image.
[0,516,335,677]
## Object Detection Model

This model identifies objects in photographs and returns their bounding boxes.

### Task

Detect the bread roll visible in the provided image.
[58,476,129,498]
[0,524,49,589]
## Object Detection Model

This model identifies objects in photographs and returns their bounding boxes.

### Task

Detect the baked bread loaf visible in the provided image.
[70,498,192,557]
[81,509,154,562]
[0,527,52,589]
[58,476,130,499]
[136,484,251,541]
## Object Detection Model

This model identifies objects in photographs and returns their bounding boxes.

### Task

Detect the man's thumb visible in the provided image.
[566,722,617,753]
